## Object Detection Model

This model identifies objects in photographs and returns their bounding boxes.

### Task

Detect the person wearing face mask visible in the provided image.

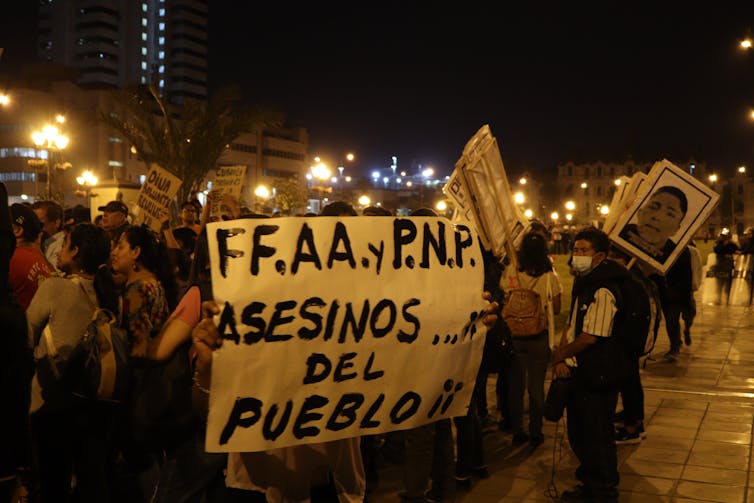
[551,227,630,503]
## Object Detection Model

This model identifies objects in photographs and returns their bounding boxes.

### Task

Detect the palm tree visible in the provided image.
[101,84,281,204]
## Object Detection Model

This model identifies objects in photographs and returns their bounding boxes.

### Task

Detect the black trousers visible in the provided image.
[618,358,644,425]
[566,379,619,502]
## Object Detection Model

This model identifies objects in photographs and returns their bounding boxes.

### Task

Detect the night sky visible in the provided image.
[3,3,754,178]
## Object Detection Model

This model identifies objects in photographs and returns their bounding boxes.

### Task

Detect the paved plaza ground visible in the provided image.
[368,299,754,502]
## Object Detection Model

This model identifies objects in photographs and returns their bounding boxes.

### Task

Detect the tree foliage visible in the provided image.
[100,84,281,204]
[272,176,307,214]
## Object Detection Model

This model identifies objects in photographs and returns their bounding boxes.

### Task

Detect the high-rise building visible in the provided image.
[36,0,207,102]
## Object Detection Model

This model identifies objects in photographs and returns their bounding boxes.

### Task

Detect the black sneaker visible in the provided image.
[613,409,626,425]
[663,349,679,362]
[615,426,642,445]
[560,484,592,502]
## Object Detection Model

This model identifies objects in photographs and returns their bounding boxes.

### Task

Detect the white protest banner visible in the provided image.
[134,165,182,232]
[205,216,487,452]
[211,165,247,217]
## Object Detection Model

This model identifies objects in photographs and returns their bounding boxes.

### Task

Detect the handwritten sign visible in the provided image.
[205,217,487,452]
[134,165,182,232]
[211,165,247,217]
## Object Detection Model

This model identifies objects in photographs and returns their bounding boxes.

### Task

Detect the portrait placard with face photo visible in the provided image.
[609,159,719,274]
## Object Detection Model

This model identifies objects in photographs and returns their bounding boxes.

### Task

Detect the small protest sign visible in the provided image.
[443,125,529,273]
[133,165,182,232]
[211,165,247,217]
[610,159,720,274]
[205,216,488,452]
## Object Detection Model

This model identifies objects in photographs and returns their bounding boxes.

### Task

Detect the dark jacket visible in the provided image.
[570,259,631,390]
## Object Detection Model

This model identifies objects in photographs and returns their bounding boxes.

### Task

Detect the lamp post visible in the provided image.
[31,121,69,201]
[75,170,98,207]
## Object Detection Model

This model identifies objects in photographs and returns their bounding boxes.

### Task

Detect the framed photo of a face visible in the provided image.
[609,159,720,274]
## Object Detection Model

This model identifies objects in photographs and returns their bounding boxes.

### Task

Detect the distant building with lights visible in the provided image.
[37,0,207,103]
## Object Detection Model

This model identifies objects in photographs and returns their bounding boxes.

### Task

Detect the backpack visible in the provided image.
[41,279,131,404]
[609,271,653,360]
[502,273,545,337]
[68,307,131,402]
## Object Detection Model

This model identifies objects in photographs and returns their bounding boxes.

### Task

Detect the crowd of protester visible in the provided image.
[2,181,749,503]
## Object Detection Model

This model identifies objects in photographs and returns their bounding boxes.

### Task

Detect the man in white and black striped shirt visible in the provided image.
[552,228,629,503]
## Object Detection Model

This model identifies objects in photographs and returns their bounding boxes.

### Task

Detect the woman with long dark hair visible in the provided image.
[27,222,119,502]
[110,224,177,357]
[504,231,562,448]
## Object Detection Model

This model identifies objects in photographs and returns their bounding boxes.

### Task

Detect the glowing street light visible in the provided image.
[310,162,331,180]
[358,195,371,206]
[31,123,70,200]
[75,170,98,207]
[741,38,752,49]
[551,211,559,221]
[519,177,527,185]
[600,205,609,216]
[738,165,747,174]
[0,94,9,106]
[580,182,588,189]
[564,200,576,211]
[565,213,573,222]
[254,185,271,199]
[436,200,448,212]
[524,209,533,218]
[422,167,434,178]
[514,192,525,204]
[708,174,718,183]
[614,179,622,186]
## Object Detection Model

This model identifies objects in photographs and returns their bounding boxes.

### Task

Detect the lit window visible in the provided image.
[158,51,165,59]
[140,76,146,84]
[108,160,124,167]
[108,136,123,143]
[142,18,147,27]
[142,3,147,12]
[158,36,165,44]
[141,32,147,41]
[159,22,165,30]
[158,65,164,73]
[159,8,165,15]
[141,61,147,70]
[159,79,165,88]
[141,47,147,55]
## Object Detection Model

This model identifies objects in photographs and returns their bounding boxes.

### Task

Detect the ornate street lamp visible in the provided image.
[31,122,70,201]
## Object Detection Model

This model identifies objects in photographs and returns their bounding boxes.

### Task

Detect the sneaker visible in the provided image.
[615,426,642,445]
[560,484,592,502]
[613,409,626,425]
[664,349,679,362]
[684,327,692,346]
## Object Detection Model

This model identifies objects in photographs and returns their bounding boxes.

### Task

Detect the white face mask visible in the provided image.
[571,255,594,274]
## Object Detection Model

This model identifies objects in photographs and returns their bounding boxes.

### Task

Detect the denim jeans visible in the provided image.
[508,330,550,438]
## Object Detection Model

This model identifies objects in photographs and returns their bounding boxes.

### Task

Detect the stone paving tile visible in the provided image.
[696,429,751,444]
[674,480,746,503]
[629,446,689,465]
[658,399,709,410]
[700,419,752,434]
[646,425,700,439]
[691,440,750,457]
[642,435,695,452]
[621,458,684,479]
[681,465,748,486]
[686,451,750,471]
[649,415,702,429]
[618,473,675,495]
